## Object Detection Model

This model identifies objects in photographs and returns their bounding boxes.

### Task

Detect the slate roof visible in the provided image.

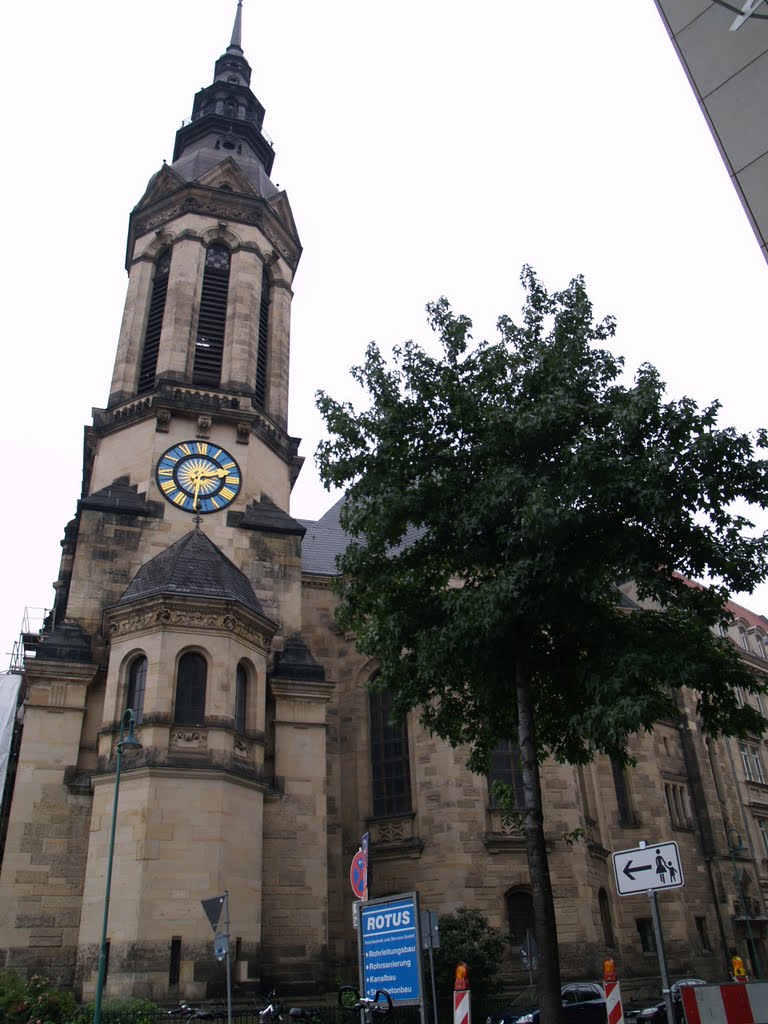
[299,496,347,576]
[237,495,306,536]
[80,478,159,517]
[118,528,265,616]
[299,496,425,576]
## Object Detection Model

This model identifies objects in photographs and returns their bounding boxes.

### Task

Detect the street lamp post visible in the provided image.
[727,827,761,979]
[93,709,143,1024]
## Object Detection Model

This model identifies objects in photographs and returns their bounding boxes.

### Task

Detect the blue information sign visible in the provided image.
[358,893,423,1006]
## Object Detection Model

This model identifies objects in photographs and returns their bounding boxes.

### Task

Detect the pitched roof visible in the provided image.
[118,528,265,616]
[299,496,348,576]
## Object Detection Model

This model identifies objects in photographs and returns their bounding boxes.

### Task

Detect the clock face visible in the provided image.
[156,441,242,514]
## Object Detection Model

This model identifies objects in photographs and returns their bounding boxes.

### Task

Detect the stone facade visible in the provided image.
[2,3,768,1003]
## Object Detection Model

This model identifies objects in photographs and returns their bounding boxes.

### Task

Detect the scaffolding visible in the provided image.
[8,606,52,674]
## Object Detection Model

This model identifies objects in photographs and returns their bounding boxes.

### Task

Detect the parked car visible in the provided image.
[632,978,706,1024]
[487,982,605,1024]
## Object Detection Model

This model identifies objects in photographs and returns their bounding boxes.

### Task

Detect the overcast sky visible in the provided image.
[1,1,766,664]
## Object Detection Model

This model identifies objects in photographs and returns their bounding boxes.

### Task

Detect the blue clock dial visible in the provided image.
[156,441,242,513]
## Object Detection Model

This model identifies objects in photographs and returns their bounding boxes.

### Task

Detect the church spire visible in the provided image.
[170,0,276,176]
[229,0,244,53]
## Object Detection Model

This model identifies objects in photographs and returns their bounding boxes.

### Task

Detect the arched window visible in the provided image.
[234,663,248,734]
[369,687,411,817]
[193,245,230,386]
[506,889,534,946]
[138,249,171,393]
[488,738,525,809]
[599,888,615,947]
[126,655,147,725]
[175,652,207,725]
[254,265,270,408]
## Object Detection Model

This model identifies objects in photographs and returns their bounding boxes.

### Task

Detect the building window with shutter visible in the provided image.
[369,687,412,817]
[193,245,230,386]
[138,249,171,393]
[175,652,207,726]
[126,655,147,726]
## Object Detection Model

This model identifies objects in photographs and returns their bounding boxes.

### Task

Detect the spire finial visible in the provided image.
[229,0,244,53]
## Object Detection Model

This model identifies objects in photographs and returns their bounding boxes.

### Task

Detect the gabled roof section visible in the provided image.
[266,191,299,243]
[235,495,306,536]
[195,156,260,196]
[80,478,161,517]
[134,163,186,211]
[117,528,265,616]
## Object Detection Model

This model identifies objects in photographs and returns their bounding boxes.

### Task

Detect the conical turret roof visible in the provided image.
[118,528,265,616]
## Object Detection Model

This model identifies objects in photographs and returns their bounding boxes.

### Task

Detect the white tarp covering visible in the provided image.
[0,672,22,798]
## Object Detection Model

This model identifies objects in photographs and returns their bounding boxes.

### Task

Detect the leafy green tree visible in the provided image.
[430,908,507,996]
[316,268,768,1023]
[0,970,77,1024]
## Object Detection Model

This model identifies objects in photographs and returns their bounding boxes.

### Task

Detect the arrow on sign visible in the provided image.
[622,860,653,881]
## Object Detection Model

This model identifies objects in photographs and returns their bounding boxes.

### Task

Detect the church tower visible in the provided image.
[0,3,333,1000]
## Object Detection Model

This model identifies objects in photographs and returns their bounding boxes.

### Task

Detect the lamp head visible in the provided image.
[727,828,745,852]
[119,709,143,751]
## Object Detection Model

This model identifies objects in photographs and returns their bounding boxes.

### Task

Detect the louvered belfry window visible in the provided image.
[254,264,270,407]
[138,250,171,393]
[193,244,231,386]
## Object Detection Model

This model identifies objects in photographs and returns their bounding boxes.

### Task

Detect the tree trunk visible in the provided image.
[516,653,562,1024]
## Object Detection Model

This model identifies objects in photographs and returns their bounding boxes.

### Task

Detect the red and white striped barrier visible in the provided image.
[604,980,624,1024]
[453,989,471,1024]
[681,982,768,1024]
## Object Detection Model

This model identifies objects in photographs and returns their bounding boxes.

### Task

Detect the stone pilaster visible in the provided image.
[0,655,98,986]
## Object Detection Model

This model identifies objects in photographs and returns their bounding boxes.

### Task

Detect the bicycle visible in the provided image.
[166,1004,215,1022]
[255,990,284,1024]
[338,986,394,1024]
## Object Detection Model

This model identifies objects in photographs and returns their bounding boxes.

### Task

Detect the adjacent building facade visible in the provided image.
[2,3,768,1001]
[653,0,768,265]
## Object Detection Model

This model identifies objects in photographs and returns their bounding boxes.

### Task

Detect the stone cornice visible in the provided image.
[301,574,337,590]
[105,595,276,651]
[91,763,274,794]
[269,678,335,703]
[128,185,299,270]
[93,388,300,466]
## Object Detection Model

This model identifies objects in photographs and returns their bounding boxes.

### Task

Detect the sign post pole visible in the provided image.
[649,889,674,1024]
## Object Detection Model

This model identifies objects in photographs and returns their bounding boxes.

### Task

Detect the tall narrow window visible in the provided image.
[506,889,535,946]
[138,249,171,393]
[611,758,634,825]
[369,687,411,817]
[636,918,656,953]
[193,245,230,386]
[126,655,147,726]
[599,888,615,947]
[175,652,207,725]
[254,265,270,408]
[169,937,182,986]
[488,739,525,810]
[234,663,247,734]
